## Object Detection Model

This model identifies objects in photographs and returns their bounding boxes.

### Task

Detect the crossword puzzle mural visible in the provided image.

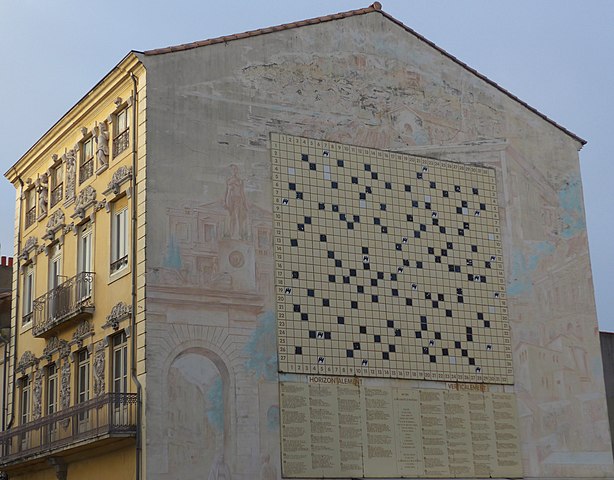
[272,134,513,384]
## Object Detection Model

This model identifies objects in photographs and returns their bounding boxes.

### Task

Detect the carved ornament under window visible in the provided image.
[103,301,132,330]
[16,350,38,373]
[72,319,94,348]
[103,166,132,197]
[71,186,97,220]
[43,209,65,241]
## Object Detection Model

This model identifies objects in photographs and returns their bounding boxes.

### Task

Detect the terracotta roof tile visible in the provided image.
[144,4,380,56]
[143,1,585,145]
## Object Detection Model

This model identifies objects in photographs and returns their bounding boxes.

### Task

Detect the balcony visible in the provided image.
[113,129,129,157]
[0,393,137,468]
[25,207,36,229]
[50,183,63,208]
[32,272,95,338]
[79,158,94,185]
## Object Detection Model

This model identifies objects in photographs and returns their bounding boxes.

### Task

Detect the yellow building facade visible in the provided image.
[2,53,146,479]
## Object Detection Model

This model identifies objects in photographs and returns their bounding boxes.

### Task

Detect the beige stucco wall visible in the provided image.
[140,11,611,479]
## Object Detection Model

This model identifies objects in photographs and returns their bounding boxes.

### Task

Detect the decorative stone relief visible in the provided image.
[94,121,109,172]
[103,301,132,330]
[93,341,106,397]
[32,370,42,420]
[20,236,39,261]
[43,209,65,241]
[42,336,70,361]
[63,149,76,206]
[36,173,49,219]
[103,165,132,197]
[71,185,96,220]
[72,319,93,348]
[16,350,38,373]
[60,360,70,428]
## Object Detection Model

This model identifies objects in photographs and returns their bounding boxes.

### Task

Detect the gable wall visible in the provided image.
[140,12,611,479]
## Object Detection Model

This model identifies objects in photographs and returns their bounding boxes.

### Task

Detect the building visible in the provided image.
[2,3,612,479]
[1,256,13,432]
[600,331,614,457]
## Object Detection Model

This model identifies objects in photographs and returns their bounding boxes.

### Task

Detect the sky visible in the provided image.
[0,0,612,330]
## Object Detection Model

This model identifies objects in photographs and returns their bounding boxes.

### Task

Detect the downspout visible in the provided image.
[5,170,24,430]
[1,332,8,431]
[129,70,143,480]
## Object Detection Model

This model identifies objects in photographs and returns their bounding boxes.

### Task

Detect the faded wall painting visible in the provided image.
[142,9,612,480]
[167,352,229,477]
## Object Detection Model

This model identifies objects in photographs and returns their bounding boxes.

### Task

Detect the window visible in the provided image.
[77,350,90,423]
[78,223,93,299]
[47,363,58,438]
[50,163,63,207]
[112,331,128,421]
[25,188,36,228]
[48,247,63,321]
[22,265,34,325]
[111,207,128,274]
[113,108,129,157]
[20,376,31,425]
[20,376,31,448]
[112,331,128,394]
[47,363,58,415]
[79,137,94,184]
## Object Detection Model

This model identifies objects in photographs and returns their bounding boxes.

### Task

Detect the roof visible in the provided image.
[144,2,586,146]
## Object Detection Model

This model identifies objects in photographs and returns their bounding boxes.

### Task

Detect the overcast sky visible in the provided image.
[1,0,612,330]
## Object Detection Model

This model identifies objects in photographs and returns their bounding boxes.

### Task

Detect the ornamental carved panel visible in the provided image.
[32,370,42,420]
[93,342,106,397]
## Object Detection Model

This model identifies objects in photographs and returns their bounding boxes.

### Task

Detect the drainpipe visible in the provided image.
[5,171,24,430]
[128,70,143,480]
[1,331,8,431]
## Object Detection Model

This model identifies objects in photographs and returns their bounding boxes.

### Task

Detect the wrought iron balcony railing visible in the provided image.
[79,158,94,185]
[32,272,95,338]
[25,207,36,229]
[113,129,130,157]
[0,393,137,467]
[110,255,128,274]
[50,183,63,207]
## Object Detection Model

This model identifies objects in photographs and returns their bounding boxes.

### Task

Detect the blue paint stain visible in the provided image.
[207,376,224,431]
[244,311,278,381]
[508,241,555,296]
[508,177,586,297]
[164,234,182,269]
[559,177,586,238]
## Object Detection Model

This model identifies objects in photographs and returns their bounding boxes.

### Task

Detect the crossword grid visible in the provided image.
[272,134,513,384]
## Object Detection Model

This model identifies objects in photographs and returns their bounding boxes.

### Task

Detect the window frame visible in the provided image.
[49,162,64,208]
[79,136,95,185]
[110,206,129,275]
[48,245,63,322]
[76,349,90,423]
[78,222,94,300]
[20,376,31,426]
[46,363,58,416]
[112,331,128,394]
[22,265,35,326]
[112,107,130,157]
[24,187,37,228]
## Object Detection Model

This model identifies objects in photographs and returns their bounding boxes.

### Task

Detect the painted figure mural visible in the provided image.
[224,164,248,240]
